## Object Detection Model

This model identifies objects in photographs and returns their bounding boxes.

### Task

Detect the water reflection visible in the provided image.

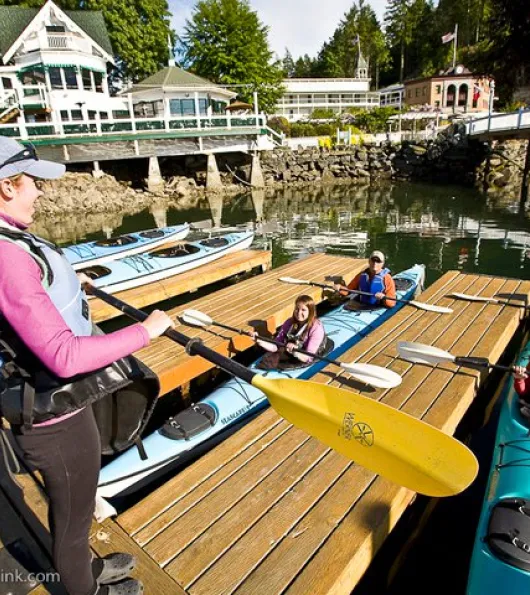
[34,181,530,284]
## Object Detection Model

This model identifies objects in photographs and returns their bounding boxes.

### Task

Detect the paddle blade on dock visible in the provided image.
[251,375,478,498]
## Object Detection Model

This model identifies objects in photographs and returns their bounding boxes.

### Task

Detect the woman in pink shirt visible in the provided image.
[0,137,173,595]
[255,294,326,370]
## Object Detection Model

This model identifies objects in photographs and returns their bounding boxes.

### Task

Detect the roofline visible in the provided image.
[404,73,491,85]
[3,0,115,66]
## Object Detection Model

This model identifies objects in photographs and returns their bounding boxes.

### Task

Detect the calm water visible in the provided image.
[36,181,530,593]
[38,180,530,285]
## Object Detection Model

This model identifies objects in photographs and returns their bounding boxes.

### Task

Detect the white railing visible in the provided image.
[466,109,530,136]
[0,112,268,141]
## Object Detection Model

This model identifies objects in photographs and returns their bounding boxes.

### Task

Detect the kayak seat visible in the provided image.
[151,244,200,258]
[159,403,217,441]
[95,235,137,247]
[80,265,112,280]
[200,237,229,249]
[257,336,335,371]
[139,230,166,239]
[394,277,415,292]
[486,498,530,571]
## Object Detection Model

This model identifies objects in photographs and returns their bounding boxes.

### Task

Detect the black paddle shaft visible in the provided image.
[454,355,514,373]
[90,287,256,384]
[207,319,336,365]
[308,280,402,306]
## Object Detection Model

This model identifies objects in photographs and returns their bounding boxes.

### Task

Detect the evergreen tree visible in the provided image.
[282,49,295,78]
[180,0,284,113]
[384,0,415,82]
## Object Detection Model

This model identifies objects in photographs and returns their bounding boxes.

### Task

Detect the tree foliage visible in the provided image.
[180,0,284,113]
[0,0,173,82]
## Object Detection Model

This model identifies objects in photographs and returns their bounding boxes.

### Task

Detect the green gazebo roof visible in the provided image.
[128,66,230,93]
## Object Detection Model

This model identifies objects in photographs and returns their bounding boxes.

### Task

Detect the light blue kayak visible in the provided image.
[83,231,254,294]
[63,223,190,270]
[97,264,426,498]
[467,339,530,594]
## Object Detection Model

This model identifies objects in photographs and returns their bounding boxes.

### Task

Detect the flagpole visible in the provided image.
[453,24,458,70]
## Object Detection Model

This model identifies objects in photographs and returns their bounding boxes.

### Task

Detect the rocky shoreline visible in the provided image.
[34,129,528,226]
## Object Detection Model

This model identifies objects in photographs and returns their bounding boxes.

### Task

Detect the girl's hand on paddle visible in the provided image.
[333,283,344,292]
[141,310,174,340]
[375,292,385,300]
[77,272,94,290]
[514,366,529,380]
[286,342,296,354]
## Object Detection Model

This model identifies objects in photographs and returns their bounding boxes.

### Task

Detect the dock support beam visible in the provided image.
[206,153,223,190]
[250,154,265,188]
[92,160,104,179]
[521,139,530,205]
[147,156,165,194]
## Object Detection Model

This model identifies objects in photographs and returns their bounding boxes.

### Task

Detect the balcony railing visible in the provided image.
[0,112,268,141]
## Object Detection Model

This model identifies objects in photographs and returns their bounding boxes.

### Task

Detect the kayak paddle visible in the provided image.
[279,276,453,314]
[181,308,402,389]
[397,341,515,372]
[449,292,530,309]
[89,286,478,497]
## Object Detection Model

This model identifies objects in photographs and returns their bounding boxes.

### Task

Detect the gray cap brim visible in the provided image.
[0,158,65,180]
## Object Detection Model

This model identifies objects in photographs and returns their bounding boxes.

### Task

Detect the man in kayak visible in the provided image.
[333,250,397,309]
[0,137,174,595]
[252,295,330,369]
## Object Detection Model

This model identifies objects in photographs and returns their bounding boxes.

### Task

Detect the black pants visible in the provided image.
[13,406,101,595]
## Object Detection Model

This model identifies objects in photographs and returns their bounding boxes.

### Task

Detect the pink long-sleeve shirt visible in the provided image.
[0,214,150,425]
[276,318,325,359]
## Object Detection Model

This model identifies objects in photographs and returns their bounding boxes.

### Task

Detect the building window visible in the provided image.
[407,90,412,98]
[64,68,78,89]
[422,86,426,96]
[181,99,195,115]
[48,68,63,89]
[81,69,93,91]
[100,111,108,120]
[71,110,83,120]
[88,110,96,120]
[435,100,440,108]
[415,88,419,97]
[94,72,103,93]
[436,85,441,94]
[60,110,69,121]
[46,25,65,33]
[1,77,12,90]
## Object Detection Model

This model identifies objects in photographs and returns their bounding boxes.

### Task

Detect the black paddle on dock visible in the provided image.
[88,286,478,497]
[397,341,515,372]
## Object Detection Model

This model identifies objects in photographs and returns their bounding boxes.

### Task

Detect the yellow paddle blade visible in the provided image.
[251,375,478,497]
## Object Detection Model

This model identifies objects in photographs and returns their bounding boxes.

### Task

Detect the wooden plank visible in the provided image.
[90,249,271,323]
[89,519,185,594]
[189,462,374,595]
[166,438,331,587]
[145,426,313,565]
[131,417,290,546]
[118,409,283,536]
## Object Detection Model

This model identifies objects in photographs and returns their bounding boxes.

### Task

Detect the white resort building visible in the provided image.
[274,51,379,121]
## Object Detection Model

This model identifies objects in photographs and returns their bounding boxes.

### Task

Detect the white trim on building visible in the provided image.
[275,78,379,122]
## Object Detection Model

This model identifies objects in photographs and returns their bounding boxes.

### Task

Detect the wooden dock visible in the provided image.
[115,270,530,594]
[2,266,530,594]
[90,249,272,324]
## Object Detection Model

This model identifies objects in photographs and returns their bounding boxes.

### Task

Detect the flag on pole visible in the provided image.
[441,32,455,44]
[473,85,481,102]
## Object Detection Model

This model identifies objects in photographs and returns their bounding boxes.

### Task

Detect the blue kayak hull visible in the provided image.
[63,224,190,269]
[97,264,426,498]
[86,231,254,294]
[467,340,530,594]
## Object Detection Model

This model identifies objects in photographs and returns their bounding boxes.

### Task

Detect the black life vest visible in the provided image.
[0,227,159,456]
